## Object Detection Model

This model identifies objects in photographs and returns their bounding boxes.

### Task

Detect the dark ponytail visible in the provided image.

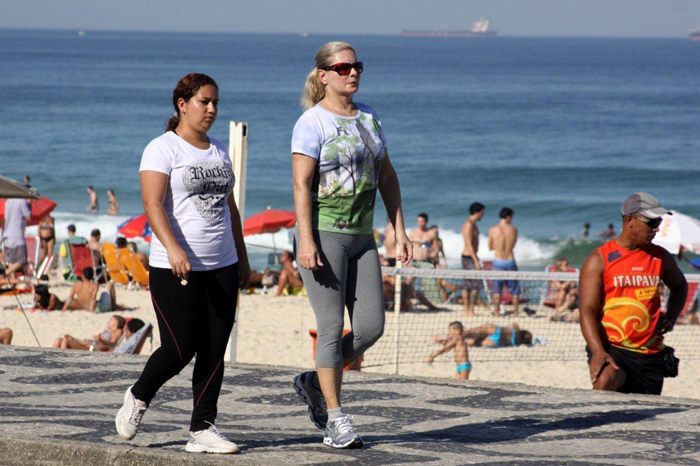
[164,73,219,132]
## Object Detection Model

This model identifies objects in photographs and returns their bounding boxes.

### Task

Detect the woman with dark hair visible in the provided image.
[115,73,249,455]
[33,284,63,311]
[291,42,412,449]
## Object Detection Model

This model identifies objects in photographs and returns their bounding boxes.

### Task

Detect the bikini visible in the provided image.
[486,325,517,348]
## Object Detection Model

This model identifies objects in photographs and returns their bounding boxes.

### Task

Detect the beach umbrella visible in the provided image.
[652,210,700,255]
[243,208,296,236]
[0,196,57,226]
[117,214,152,242]
[243,208,296,252]
[0,175,40,199]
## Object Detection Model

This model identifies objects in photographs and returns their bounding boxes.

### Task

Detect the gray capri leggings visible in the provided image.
[295,229,385,368]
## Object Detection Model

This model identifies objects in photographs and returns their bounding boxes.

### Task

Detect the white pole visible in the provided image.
[392,254,402,375]
[226,121,249,362]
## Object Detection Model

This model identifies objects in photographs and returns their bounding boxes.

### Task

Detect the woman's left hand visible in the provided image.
[238,259,251,290]
[395,230,413,266]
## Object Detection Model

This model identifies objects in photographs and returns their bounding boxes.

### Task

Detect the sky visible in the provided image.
[2,0,700,37]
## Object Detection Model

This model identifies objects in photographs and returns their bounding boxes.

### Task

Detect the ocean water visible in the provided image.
[1,30,699,270]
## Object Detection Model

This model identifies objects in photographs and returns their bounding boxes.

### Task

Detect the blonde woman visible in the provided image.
[291,42,412,449]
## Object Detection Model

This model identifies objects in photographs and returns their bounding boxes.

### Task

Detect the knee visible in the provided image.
[353,322,384,348]
[593,373,617,391]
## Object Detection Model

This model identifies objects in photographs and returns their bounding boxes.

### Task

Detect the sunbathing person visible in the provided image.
[112,319,147,354]
[33,284,64,311]
[435,322,533,348]
[275,251,304,296]
[0,327,12,345]
[53,315,126,351]
[427,321,471,379]
[382,272,439,311]
[61,267,123,312]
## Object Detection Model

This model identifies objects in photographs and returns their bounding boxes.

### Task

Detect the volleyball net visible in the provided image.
[361,265,700,371]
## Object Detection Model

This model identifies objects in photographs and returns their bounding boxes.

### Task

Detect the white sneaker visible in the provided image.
[185,423,240,454]
[115,386,148,441]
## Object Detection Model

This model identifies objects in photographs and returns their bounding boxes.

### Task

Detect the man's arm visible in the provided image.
[487,227,495,251]
[578,250,619,383]
[62,283,77,311]
[659,251,688,331]
[88,286,99,313]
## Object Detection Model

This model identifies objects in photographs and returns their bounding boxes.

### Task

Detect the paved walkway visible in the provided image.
[2,346,700,465]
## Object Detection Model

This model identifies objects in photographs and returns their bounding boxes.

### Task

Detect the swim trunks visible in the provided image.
[386,258,396,267]
[492,258,520,296]
[456,362,472,373]
[461,255,481,291]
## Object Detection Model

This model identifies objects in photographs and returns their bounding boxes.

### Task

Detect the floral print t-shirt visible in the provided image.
[291,103,387,235]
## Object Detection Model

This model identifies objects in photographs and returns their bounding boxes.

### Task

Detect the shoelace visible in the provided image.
[128,405,145,425]
[204,422,230,442]
[333,415,356,434]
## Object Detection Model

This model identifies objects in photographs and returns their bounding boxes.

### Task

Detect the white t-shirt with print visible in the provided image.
[139,131,238,271]
[291,103,387,235]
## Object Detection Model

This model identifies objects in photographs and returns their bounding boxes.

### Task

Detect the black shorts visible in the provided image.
[586,345,677,395]
[386,258,396,267]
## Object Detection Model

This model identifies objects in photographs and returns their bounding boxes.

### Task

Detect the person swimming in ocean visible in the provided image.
[428,321,471,380]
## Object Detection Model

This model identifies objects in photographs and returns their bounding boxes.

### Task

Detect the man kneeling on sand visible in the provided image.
[62,267,123,312]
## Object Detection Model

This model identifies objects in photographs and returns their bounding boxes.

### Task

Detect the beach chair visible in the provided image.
[118,248,149,289]
[102,243,130,286]
[412,260,444,304]
[59,237,88,280]
[23,236,40,277]
[69,243,96,281]
[266,252,283,272]
[112,322,153,355]
[35,253,54,280]
[539,264,579,309]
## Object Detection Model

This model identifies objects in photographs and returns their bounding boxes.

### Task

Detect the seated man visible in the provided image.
[112,319,147,354]
[61,267,123,312]
[54,315,125,351]
[275,251,304,296]
[0,327,12,345]
[551,257,578,315]
[382,270,439,311]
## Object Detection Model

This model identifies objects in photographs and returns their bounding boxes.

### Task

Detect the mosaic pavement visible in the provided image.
[1,346,700,465]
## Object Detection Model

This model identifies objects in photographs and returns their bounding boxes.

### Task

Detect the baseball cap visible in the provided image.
[67,224,76,233]
[621,192,671,219]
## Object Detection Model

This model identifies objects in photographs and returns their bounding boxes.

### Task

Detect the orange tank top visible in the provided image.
[599,240,665,354]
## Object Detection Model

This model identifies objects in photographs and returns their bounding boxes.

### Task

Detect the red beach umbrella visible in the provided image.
[117,214,152,242]
[0,197,57,226]
[243,208,296,236]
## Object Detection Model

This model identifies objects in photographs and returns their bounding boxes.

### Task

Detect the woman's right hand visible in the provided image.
[297,239,324,270]
[167,246,191,281]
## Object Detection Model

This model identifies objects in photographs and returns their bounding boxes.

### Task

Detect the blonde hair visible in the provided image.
[300,41,357,110]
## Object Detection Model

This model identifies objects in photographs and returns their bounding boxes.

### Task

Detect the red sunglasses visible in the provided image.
[321,62,364,76]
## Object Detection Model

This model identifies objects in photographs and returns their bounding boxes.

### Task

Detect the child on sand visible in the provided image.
[427,321,471,380]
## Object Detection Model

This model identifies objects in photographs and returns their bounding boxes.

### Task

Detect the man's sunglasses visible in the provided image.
[633,215,663,229]
[321,62,364,76]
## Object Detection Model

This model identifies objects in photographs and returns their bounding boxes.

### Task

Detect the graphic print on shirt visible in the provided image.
[599,242,664,354]
[316,114,385,232]
[181,160,234,226]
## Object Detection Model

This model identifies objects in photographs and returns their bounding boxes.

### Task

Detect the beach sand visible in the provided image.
[1,281,698,400]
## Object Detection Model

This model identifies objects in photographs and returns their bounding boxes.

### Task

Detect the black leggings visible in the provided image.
[131,263,239,431]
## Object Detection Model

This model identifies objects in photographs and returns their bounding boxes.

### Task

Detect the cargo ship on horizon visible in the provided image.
[402,18,497,38]
[689,23,700,41]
